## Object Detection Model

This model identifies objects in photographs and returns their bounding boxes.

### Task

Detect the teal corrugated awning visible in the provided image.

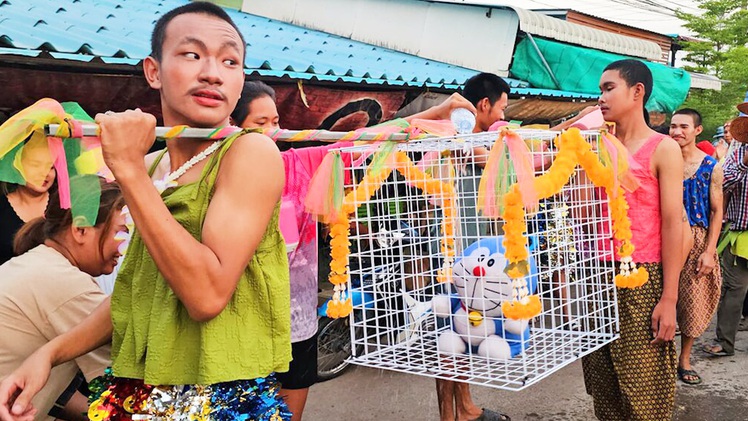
[510,37,690,113]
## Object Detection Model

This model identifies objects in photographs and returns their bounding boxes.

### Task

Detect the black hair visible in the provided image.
[14,178,124,256]
[462,73,511,107]
[673,108,703,127]
[151,1,246,62]
[604,59,653,124]
[231,81,277,126]
[0,182,17,196]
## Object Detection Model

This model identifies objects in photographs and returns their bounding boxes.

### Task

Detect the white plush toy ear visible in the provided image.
[432,295,453,318]
[503,318,530,335]
[437,330,467,354]
[477,335,512,360]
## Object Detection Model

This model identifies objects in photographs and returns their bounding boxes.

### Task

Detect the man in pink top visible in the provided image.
[581,60,684,421]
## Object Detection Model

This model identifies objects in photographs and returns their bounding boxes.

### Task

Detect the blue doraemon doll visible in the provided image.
[432,236,539,359]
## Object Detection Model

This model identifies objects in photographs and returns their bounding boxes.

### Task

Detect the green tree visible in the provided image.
[677,0,748,137]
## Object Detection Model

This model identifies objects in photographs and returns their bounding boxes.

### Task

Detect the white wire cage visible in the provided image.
[334,130,619,391]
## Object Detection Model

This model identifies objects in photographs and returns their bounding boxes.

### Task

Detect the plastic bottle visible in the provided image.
[450,107,476,135]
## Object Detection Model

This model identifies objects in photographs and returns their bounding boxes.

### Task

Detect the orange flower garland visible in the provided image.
[326,212,354,319]
[326,160,393,319]
[496,128,648,321]
[574,132,649,288]
[325,149,457,318]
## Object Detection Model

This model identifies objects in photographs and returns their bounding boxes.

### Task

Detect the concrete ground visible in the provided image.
[305,318,748,420]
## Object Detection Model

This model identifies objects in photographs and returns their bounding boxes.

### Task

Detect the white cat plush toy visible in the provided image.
[432,236,538,359]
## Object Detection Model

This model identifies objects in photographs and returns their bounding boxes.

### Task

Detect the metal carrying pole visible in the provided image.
[45,124,419,142]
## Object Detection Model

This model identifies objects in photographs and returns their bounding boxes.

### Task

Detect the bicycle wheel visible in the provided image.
[317,316,358,382]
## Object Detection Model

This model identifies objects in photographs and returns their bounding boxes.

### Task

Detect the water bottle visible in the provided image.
[450,108,476,135]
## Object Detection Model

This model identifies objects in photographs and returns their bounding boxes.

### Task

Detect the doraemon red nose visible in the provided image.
[473,266,486,277]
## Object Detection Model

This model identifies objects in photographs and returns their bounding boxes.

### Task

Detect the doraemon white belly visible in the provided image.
[452,306,496,346]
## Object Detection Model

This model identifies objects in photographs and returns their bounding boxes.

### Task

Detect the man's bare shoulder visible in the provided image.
[222,132,280,161]
[653,135,682,159]
[691,149,709,164]
[216,132,283,183]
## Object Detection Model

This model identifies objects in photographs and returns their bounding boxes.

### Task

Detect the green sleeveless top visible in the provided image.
[111,135,291,385]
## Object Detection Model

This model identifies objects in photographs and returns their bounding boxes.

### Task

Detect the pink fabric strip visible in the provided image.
[601,133,621,196]
[504,131,538,212]
[351,141,383,168]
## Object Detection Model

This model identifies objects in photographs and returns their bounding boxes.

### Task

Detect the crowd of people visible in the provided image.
[0,2,746,421]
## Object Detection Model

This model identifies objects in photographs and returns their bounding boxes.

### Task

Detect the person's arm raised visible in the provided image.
[650,137,684,345]
[550,106,599,131]
[96,111,284,322]
[404,93,476,122]
[0,298,112,421]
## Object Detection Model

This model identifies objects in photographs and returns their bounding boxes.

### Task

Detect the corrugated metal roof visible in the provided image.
[506,98,592,122]
[424,2,663,61]
[510,7,663,61]
[0,0,597,99]
[0,0,528,90]
[689,72,723,91]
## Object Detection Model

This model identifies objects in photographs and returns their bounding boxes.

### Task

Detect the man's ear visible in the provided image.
[633,82,646,103]
[478,97,490,113]
[143,56,162,90]
[695,125,704,137]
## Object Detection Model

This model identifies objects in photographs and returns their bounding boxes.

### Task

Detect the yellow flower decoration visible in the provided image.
[492,128,648,320]
[502,295,542,320]
[324,148,458,319]
[505,266,524,279]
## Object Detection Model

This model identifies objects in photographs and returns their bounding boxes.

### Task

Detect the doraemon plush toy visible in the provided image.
[432,236,539,359]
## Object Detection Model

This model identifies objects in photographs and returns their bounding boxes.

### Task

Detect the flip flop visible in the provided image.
[471,408,511,421]
[677,366,702,385]
[703,344,734,357]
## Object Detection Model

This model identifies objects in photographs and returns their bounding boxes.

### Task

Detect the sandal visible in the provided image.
[677,366,702,385]
[703,344,734,357]
[471,408,511,421]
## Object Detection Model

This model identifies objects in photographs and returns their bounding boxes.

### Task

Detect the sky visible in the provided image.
[440,0,703,36]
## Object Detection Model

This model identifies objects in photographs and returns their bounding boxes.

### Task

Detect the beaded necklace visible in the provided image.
[153,140,224,193]
[115,140,224,255]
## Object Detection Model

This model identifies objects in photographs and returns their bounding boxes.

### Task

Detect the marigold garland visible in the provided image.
[495,128,648,321]
[327,162,394,319]
[502,295,542,320]
[325,149,458,318]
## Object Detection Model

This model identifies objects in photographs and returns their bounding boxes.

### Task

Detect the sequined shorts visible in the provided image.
[87,369,291,421]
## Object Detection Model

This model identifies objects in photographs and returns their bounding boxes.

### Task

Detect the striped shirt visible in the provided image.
[723,142,748,230]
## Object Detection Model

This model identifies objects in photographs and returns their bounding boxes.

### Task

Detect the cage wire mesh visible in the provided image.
[335,129,618,391]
